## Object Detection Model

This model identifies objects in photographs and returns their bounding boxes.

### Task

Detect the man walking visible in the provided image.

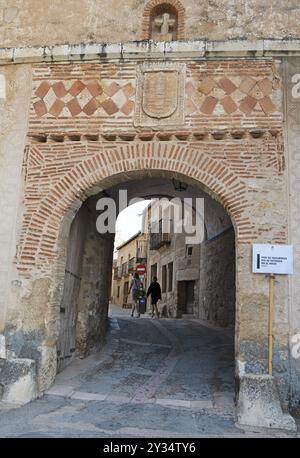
[147,276,162,319]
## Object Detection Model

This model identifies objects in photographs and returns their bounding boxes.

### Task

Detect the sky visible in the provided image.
[114,200,151,254]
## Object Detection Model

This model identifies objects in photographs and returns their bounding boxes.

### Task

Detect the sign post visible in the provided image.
[136,264,147,275]
[268,274,275,376]
[252,244,294,376]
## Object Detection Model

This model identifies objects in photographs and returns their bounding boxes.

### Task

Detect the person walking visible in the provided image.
[129,272,142,318]
[147,276,162,319]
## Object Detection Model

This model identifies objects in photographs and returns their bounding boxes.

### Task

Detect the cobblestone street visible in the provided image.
[0,306,298,438]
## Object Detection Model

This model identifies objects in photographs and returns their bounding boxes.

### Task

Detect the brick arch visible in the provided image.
[17,142,249,275]
[141,0,186,40]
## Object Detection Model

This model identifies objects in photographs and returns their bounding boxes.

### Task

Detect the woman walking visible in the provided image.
[128,272,142,318]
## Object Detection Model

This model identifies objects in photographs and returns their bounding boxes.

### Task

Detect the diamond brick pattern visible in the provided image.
[32,79,135,118]
[185,75,278,117]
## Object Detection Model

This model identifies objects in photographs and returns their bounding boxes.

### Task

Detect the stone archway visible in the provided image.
[8,133,287,400]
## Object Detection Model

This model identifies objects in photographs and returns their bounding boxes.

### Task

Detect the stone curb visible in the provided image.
[1,39,300,65]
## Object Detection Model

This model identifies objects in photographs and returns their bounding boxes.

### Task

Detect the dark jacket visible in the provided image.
[147,281,162,303]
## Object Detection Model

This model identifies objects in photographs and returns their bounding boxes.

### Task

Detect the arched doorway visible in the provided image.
[47,170,236,414]
[52,170,236,400]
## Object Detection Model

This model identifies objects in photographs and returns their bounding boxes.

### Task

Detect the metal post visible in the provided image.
[268,274,275,376]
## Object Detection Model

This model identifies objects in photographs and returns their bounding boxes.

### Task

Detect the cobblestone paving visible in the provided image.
[0,305,298,438]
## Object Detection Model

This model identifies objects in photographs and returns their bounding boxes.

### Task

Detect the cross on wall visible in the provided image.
[154,13,176,41]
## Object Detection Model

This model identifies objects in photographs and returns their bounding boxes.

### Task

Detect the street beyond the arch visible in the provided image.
[0,306,298,438]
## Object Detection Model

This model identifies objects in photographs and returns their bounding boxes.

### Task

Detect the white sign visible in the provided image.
[252,244,294,275]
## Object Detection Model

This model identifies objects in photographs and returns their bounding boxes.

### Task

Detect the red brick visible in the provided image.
[66,98,82,116]
[200,96,218,115]
[35,81,51,99]
[239,96,257,114]
[49,99,65,117]
[86,80,103,97]
[221,96,237,114]
[69,80,86,96]
[259,96,277,114]
[52,82,68,98]
[101,99,119,115]
[104,82,121,97]
[120,100,134,116]
[33,100,48,117]
[82,98,99,116]
[122,83,135,99]
[218,78,236,95]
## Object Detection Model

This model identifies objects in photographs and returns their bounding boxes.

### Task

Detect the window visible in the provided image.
[187,246,193,256]
[168,262,173,292]
[117,286,120,298]
[162,265,167,293]
[151,263,157,280]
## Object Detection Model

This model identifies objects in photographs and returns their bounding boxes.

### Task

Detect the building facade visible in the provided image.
[112,232,148,307]
[0,0,299,430]
[145,198,235,325]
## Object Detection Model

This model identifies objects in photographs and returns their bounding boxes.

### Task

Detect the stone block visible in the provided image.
[103,43,122,59]
[206,40,264,57]
[122,41,164,59]
[165,40,205,58]
[47,45,69,62]
[13,46,44,63]
[0,358,37,405]
[263,39,300,56]
[0,48,14,64]
[237,374,297,432]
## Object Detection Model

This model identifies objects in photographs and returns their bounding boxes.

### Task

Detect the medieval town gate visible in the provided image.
[1,0,300,432]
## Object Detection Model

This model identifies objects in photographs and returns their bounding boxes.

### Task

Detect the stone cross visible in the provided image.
[154,13,176,41]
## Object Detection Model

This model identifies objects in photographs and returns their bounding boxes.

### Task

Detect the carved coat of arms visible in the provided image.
[142,71,179,119]
[134,63,186,127]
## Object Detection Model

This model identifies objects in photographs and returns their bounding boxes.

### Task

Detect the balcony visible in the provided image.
[121,262,128,277]
[128,257,136,273]
[136,239,148,262]
[150,219,172,250]
[150,232,171,250]
[113,267,120,280]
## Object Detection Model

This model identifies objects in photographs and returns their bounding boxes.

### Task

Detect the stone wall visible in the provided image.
[284,57,300,407]
[0,65,31,356]
[56,203,88,372]
[75,199,115,358]
[1,1,300,48]
[199,228,235,327]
